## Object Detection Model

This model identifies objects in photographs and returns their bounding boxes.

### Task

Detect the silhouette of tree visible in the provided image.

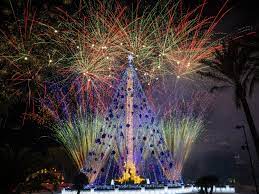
[20,170,62,193]
[72,172,89,194]
[0,144,49,193]
[198,37,259,158]
[196,175,219,194]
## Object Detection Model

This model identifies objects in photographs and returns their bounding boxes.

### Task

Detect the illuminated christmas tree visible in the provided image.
[84,55,175,184]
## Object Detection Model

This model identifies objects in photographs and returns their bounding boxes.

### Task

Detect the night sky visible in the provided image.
[0,0,259,187]
[182,0,259,185]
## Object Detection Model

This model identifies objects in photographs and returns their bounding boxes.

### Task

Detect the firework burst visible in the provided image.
[53,115,104,170]
[0,3,59,118]
[155,0,230,80]
[0,0,234,116]
[40,83,107,170]
[162,117,204,180]
[160,92,212,180]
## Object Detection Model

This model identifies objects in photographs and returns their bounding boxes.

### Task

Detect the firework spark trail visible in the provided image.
[54,0,224,90]
[0,7,41,113]
[54,115,104,170]
[0,3,64,120]
[155,0,231,80]
[58,0,232,85]
[0,0,239,117]
[162,117,204,180]
[160,92,213,180]
[0,0,252,120]
[40,83,107,170]
[46,4,128,111]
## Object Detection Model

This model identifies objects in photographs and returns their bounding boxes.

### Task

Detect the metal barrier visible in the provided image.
[62,185,235,194]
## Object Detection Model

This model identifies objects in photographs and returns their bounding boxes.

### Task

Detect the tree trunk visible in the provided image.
[240,94,259,159]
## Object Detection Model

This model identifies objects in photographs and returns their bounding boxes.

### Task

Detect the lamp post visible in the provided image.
[236,125,258,194]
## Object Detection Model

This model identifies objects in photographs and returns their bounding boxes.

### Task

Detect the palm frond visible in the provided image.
[209,85,231,93]
[197,70,232,84]
[241,66,255,87]
[199,37,259,107]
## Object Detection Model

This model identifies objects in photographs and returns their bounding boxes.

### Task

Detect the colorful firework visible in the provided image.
[0,2,64,121]
[162,117,204,180]
[160,92,212,180]
[0,0,235,117]
[53,115,104,170]
[153,0,230,80]
[46,0,230,88]
[40,83,106,170]
[41,3,125,110]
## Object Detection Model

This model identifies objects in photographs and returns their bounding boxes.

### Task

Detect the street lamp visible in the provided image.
[236,125,258,194]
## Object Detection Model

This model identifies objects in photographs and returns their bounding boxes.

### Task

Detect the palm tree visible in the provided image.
[198,37,259,158]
